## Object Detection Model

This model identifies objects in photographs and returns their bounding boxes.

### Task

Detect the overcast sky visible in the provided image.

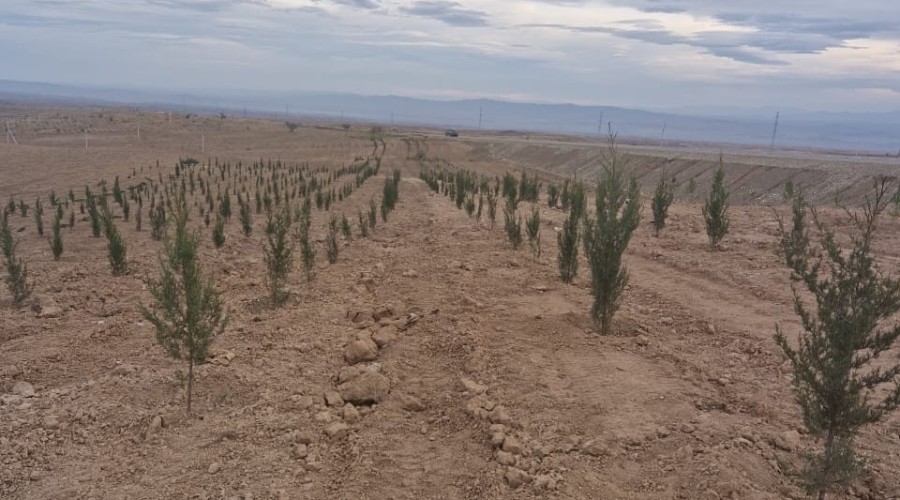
[3,0,900,112]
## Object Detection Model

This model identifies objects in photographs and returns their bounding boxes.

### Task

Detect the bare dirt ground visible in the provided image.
[2,106,900,499]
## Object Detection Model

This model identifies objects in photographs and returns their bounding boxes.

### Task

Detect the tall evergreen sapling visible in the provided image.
[34,198,44,236]
[263,206,294,306]
[325,216,340,264]
[49,205,63,260]
[583,137,641,335]
[212,214,225,248]
[525,206,541,259]
[102,204,127,276]
[775,182,900,499]
[652,171,677,237]
[141,203,226,414]
[703,158,730,249]
[1,213,32,306]
[503,198,523,249]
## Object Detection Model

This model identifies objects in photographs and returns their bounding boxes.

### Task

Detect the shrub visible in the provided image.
[775,181,900,499]
[34,198,44,236]
[102,205,127,275]
[1,213,32,306]
[298,217,316,281]
[783,178,795,200]
[49,205,63,260]
[18,200,28,217]
[557,211,579,283]
[583,137,641,335]
[239,196,252,237]
[325,216,339,264]
[368,199,377,229]
[358,211,369,238]
[547,184,559,208]
[487,190,498,230]
[525,206,541,259]
[5,197,14,216]
[263,206,294,306]
[141,202,226,414]
[150,202,166,240]
[341,213,352,240]
[212,214,225,249]
[651,171,677,237]
[703,158,730,249]
[135,202,142,231]
[503,198,523,249]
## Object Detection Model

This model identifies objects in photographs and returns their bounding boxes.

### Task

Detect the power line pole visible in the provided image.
[770,111,780,149]
[660,121,667,147]
[6,120,17,145]
[598,112,604,136]
[478,106,483,130]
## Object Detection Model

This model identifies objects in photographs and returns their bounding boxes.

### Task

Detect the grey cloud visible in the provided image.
[330,0,380,9]
[400,1,489,27]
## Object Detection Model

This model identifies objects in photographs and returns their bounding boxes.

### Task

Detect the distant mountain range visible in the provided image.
[1,80,898,153]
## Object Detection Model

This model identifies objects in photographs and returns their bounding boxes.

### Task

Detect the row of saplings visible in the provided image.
[0,169,403,416]
[422,137,900,500]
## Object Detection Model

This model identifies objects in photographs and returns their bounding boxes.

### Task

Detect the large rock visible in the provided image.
[505,467,532,489]
[773,430,801,452]
[344,338,379,365]
[338,371,390,405]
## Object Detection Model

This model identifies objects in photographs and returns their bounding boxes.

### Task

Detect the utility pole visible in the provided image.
[770,111,780,149]
[598,112,604,136]
[478,106,483,130]
[660,121,667,147]
[6,120,17,145]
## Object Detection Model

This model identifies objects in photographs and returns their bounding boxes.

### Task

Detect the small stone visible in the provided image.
[344,339,379,365]
[504,467,532,489]
[338,371,391,405]
[12,381,35,398]
[488,406,513,426]
[401,270,418,278]
[324,422,349,439]
[398,394,425,412]
[296,432,315,445]
[496,450,517,466]
[208,462,222,474]
[582,439,607,457]
[337,365,364,384]
[491,432,506,448]
[372,305,395,320]
[460,378,487,395]
[774,430,801,452]
[635,335,649,347]
[38,305,64,319]
[680,423,696,434]
[292,443,309,459]
[533,474,556,491]
[324,390,344,407]
[314,411,333,423]
[29,470,43,481]
[147,415,164,434]
[111,363,137,376]
[342,403,360,423]
[502,436,524,455]
[372,328,399,348]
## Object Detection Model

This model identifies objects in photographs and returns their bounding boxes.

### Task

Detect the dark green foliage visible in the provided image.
[464,196,475,218]
[652,171,677,237]
[34,198,44,236]
[87,191,102,238]
[122,196,130,222]
[547,184,559,208]
[358,211,369,238]
[381,170,401,222]
[113,176,123,205]
[325,216,339,264]
[487,190,498,230]
[774,181,900,499]
[501,173,518,205]
[263,206,294,306]
[784,179,795,200]
[6,197,15,216]
[476,195,483,221]
[135,202,142,231]
[557,210,579,283]
[341,213,352,240]
[68,210,75,230]
[212,214,225,248]
[568,180,587,221]
[525,206,541,259]
[49,205,63,260]
[503,198,523,249]
[102,204,127,276]
[298,215,316,282]
[560,179,571,210]
[1,213,32,306]
[141,202,226,414]
[583,137,641,335]
[150,203,166,240]
[219,191,232,221]
[703,158,730,249]
[519,172,540,203]
[368,199,377,229]
[18,200,28,217]
[686,178,697,197]
[239,196,252,237]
